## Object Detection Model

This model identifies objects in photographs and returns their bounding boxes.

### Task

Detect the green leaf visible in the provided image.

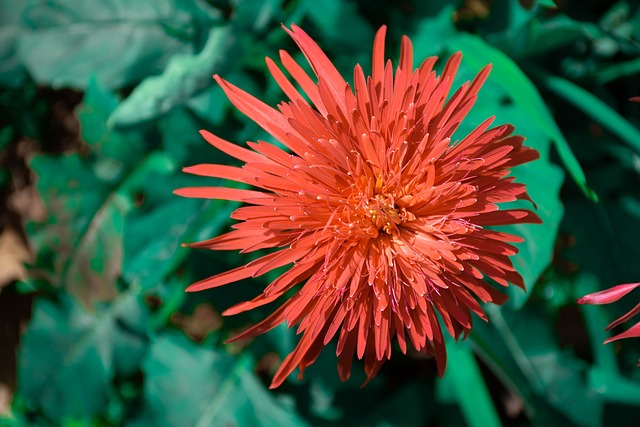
[109,25,239,128]
[533,68,640,154]
[158,105,221,165]
[410,5,457,58]
[300,0,374,52]
[17,0,202,89]
[562,170,640,290]
[472,305,605,427]
[130,332,309,427]
[450,33,564,305]
[0,127,12,187]
[449,32,596,201]
[588,368,640,406]
[122,179,235,291]
[524,16,600,57]
[17,292,149,422]
[233,0,287,33]
[29,153,125,304]
[27,79,172,307]
[491,305,603,426]
[538,0,557,8]
[592,56,640,84]
[0,0,27,87]
[78,77,148,166]
[441,340,502,427]
[572,272,619,373]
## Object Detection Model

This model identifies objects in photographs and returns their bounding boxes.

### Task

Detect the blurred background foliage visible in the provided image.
[1,0,640,426]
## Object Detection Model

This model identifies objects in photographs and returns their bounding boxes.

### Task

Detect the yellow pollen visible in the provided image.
[365,193,406,234]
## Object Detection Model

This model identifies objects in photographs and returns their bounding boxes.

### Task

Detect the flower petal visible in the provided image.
[577,282,640,305]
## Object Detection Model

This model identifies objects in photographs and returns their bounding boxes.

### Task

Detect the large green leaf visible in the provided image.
[109,25,238,128]
[129,332,309,427]
[17,0,205,89]
[18,292,149,422]
[450,32,595,201]
[448,33,564,306]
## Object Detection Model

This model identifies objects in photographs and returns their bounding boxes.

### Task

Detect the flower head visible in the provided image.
[176,25,540,388]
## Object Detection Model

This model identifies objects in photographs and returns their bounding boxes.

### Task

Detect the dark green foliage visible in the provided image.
[129,332,309,427]
[1,0,640,426]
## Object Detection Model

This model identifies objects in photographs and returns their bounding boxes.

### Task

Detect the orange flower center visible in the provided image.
[340,175,416,239]
[366,193,404,234]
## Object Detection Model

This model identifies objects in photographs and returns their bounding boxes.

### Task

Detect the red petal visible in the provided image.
[173,187,271,203]
[604,322,640,343]
[577,282,640,305]
[606,302,640,331]
[199,130,264,164]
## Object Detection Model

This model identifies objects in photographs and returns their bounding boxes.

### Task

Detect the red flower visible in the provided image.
[176,25,540,388]
[578,282,640,344]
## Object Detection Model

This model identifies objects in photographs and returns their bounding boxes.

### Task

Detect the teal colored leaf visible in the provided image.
[534,68,640,154]
[410,5,457,58]
[489,305,603,426]
[109,26,239,128]
[300,0,374,52]
[472,306,604,427]
[122,174,235,290]
[123,197,200,290]
[18,292,149,422]
[158,106,219,165]
[29,153,125,304]
[129,332,309,427]
[593,56,640,84]
[234,0,286,33]
[450,34,564,305]
[440,340,502,427]
[538,0,557,8]
[78,78,148,167]
[563,174,640,290]
[27,79,169,307]
[0,0,27,87]
[0,126,11,151]
[588,368,640,406]
[524,16,600,57]
[449,32,596,201]
[17,0,202,89]
[0,127,12,186]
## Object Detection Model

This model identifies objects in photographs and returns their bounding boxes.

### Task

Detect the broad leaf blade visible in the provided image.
[130,332,309,427]
[17,0,199,89]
